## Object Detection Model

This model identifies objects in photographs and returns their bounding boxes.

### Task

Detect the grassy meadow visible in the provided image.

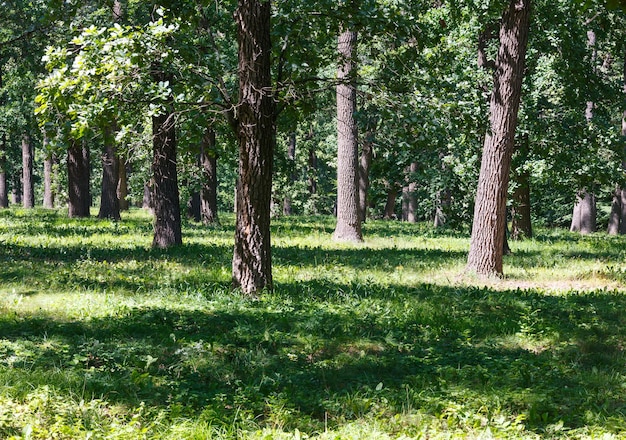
[1,208,626,439]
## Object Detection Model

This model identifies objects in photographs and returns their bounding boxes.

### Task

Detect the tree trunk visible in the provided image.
[0,133,7,208]
[68,140,91,217]
[434,189,450,228]
[383,183,397,220]
[608,186,621,235]
[232,0,276,295]
[401,182,408,221]
[511,173,532,239]
[283,132,296,216]
[151,69,182,248]
[570,190,596,234]
[22,135,34,208]
[619,181,626,234]
[43,153,55,209]
[572,30,598,234]
[200,127,219,225]
[308,147,317,197]
[98,126,121,220]
[117,155,129,211]
[358,134,373,222]
[467,0,531,276]
[406,162,418,223]
[11,171,21,205]
[142,181,152,211]
[332,25,363,242]
[188,189,201,222]
[610,53,626,234]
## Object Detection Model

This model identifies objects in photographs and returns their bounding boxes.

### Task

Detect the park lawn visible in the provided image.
[1,208,626,439]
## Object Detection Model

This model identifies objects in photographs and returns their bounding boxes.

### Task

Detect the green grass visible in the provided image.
[1,208,626,439]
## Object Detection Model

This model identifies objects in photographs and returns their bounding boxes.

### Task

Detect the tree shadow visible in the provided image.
[2,281,626,434]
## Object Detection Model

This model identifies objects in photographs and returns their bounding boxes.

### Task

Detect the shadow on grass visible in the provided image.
[2,281,626,434]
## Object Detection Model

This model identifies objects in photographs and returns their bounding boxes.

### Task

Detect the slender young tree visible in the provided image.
[43,153,55,208]
[283,132,296,216]
[200,127,219,225]
[21,134,34,208]
[333,9,363,242]
[467,0,532,276]
[0,133,7,208]
[358,130,374,222]
[231,0,276,295]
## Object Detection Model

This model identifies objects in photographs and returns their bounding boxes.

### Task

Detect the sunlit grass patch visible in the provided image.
[1,209,626,438]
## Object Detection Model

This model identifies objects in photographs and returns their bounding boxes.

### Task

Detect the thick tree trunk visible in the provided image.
[98,126,121,220]
[0,133,7,208]
[151,70,182,248]
[383,183,398,220]
[332,25,363,242]
[43,153,55,209]
[22,135,34,208]
[608,186,621,235]
[200,127,219,225]
[67,140,91,217]
[117,155,129,211]
[283,132,296,216]
[358,135,373,222]
[467,0,531,276]
[570,190,596,234]
[232,0,276,295]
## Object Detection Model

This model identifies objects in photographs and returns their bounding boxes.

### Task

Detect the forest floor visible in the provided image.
[1,208,626,439]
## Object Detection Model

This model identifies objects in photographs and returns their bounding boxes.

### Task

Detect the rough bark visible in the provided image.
[98,126,121,220]
[466,0,531,276]
[332,25,363,242]
[22,134,34,208]
[358,134,373,222]
[200,127,219,225]
[151,69,182,248]
[232,0,276,294]
[43,153,55,209]
[570,190,596,234]
[283,132,296,216]
[0,133,7,208]
[67,140,91,217]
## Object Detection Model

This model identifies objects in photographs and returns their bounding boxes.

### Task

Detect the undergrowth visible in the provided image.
[0,208,625,439]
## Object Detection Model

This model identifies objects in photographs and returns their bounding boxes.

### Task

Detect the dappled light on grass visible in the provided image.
[1,210,626,438]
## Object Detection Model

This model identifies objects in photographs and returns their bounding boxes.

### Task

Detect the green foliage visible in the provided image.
[1,209,626,438]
